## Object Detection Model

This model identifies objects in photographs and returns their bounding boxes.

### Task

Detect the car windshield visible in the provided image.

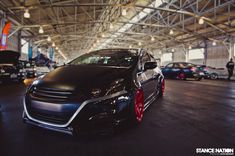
[69,50,137,67]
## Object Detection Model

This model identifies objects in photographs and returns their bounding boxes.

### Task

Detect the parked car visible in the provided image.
[35,66,51,76]
[161,62,204,81]
[23,62,37,78]
[22,49,165,135]
[0,50,24,82]
[197,65,235,80]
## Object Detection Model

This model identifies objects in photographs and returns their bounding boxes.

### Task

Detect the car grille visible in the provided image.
[31,87,73,102]
[29,110,70,125]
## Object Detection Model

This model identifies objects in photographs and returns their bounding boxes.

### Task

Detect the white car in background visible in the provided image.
[198,65,235,80]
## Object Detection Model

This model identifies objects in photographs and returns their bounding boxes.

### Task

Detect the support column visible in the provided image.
[17,30,21,53]
[204,40,208,65]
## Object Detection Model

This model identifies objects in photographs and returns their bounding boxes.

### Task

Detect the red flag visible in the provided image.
[0,22,11,50]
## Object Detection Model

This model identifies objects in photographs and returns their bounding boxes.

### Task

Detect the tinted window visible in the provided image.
[166,63,173,68]
[174,63,186,68]
[69,50,137,67]
[185,63,196,68]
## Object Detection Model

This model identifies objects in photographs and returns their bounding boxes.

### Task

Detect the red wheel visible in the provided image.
[159,79,165,97]
[178,72,186,80]
[134,89,144,122]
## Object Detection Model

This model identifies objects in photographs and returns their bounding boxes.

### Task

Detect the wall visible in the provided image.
[152,39,234,68]
[206,45,230,68]
[173,49,186,62]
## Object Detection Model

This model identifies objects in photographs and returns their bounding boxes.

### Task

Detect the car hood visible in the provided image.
[35,65,132,93]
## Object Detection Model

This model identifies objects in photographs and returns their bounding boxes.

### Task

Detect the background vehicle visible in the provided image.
[23,49,165,135]
[197,65,235,80]
[24,61,37,78]
[161,62,204,81]
[0,50,22,82]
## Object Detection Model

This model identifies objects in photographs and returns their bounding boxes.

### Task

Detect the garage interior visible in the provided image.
[0,0,235,156]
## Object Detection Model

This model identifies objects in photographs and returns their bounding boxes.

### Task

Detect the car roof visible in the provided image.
[90,48,150,56]
[172,62,194,64]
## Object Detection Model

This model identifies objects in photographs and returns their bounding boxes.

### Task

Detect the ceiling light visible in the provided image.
[24,9,30,18]
[97,39,100,43]
[47,36,51,42]
[138,42,142,46]
[129,45,132,48]
[52,42,55,47]
[122,8,127,16]
[110,23,114,29]
[212,41,216,46]
[189,45,192,50]
[98,0,163,49]
[55,47,59,50]
[199,17,204,25]
[151,36,155,41]
[169,29,174,35]
[101,33,105,38]
[39,26,44,34]
[155,0,163,7]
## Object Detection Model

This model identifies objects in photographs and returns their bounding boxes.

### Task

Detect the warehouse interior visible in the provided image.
[0,0,235,156]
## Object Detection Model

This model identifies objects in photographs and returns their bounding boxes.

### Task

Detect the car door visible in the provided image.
[162,63,174,77]
[136,52,156,105]
[149,54,161,94]
[171,63,182,77]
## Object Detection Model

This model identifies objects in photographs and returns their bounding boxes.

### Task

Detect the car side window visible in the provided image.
[174,63,184,68]
[166,63,173,68]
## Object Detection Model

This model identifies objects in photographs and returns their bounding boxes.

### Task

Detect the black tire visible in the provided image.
[210,73,218,80]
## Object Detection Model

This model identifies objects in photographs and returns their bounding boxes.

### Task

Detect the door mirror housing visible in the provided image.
[144,62,157,71]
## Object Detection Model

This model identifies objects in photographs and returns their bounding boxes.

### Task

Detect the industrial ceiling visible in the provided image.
[0,0,235,61]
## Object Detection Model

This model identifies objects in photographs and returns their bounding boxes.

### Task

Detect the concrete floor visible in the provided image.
[0,79,235,156]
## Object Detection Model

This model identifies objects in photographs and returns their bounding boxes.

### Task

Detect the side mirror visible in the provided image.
[144,62,157,71]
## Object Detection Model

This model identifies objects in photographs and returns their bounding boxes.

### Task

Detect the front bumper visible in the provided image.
[23,90,131,134]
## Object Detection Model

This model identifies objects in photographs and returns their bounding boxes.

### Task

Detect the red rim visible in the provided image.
[161,79,165,94]
[179,73,185,79]
[134,89,144,122]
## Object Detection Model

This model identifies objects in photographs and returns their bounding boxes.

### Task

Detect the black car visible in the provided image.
[161,62,204,80]
[20,61,37,78]
[0,50,24,82]
[23,49,165,135]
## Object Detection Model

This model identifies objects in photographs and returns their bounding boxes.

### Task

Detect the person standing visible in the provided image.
[226,58,234,80]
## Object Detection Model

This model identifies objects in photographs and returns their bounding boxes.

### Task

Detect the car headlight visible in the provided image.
[32,75,45,85]
[0,69,5,73]
[105,79,125,95]
[27,74,45,92]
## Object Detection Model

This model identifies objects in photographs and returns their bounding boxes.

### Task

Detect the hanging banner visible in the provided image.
[0,21,11,50]
[49,47,54,61]
[28,45,33,60]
